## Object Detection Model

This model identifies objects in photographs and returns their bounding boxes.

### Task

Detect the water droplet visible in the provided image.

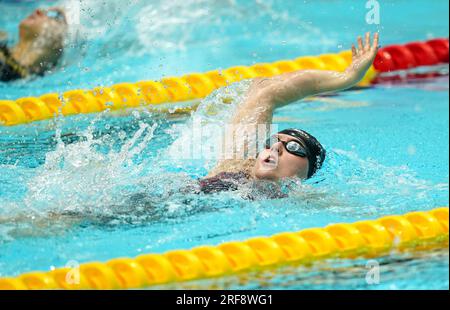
[118,131,127,140]
[407,145,416,155]
[132,110,141,119]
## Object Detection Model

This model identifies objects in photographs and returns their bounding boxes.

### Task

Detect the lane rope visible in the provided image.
[0,207,447,290]
[0,38,447,126]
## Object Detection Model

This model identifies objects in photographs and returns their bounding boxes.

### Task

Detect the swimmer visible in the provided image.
[0,33,379,232]
[0,7,67,82]
[199,32,379,194]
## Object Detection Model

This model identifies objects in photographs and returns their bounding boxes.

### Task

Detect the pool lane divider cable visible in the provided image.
[0,207,447,290]
[0,38,448,126]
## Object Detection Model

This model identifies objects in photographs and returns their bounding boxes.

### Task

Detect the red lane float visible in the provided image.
[405,42,439,66]
[426,38,449,63]
[374,38,449,72]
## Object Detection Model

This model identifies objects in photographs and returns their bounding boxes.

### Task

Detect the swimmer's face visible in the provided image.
[19,9,67,44]
[253,133,309,180]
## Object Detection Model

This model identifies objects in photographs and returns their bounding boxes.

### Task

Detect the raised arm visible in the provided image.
[226,32,379,126]
[266,32,379,107]
[208,33,379,177]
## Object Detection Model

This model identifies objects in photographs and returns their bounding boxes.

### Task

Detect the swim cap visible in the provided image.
[278,128,326,178]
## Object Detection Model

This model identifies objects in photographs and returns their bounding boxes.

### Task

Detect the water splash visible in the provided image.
[59,0,330,56]
[166,79,252,170]
[22,116,158,213]
[0,83,259,237]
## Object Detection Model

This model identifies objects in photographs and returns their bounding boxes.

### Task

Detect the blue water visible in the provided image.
[0,0,449,289]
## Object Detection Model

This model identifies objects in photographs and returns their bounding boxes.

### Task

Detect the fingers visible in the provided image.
[352,32,380,59]
[365,32,370,52]
[372,32,379,50]
[355,32,379,54]
[358,36,363,52]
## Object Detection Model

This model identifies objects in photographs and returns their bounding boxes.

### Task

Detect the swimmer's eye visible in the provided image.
[285,141,307,157]
[286,141,301,152]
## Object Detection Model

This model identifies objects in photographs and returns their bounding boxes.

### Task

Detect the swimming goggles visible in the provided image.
[264,136,308,158]
[45,9,66,23]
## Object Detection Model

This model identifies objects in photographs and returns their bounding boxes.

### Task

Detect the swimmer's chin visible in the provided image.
[252,168,280,181]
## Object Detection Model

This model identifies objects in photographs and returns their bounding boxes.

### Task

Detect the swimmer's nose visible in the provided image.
[271,141,283,156]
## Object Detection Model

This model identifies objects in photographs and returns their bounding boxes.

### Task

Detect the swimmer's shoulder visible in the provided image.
[207,159,255,178]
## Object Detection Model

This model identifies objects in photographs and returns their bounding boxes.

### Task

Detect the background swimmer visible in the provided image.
[0,7,67,82]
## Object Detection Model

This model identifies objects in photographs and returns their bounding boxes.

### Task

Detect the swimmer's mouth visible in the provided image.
[262,155,277,167]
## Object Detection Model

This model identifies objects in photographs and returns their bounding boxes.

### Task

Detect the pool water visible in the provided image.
[0,0,448,289]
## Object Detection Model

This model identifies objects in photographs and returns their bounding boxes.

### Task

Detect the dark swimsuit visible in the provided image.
[198,171,250,194]
[0,44,28,82]
[198,171,287,199]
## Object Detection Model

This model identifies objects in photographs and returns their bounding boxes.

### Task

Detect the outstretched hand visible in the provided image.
[242,32,381,112]
[348,32,379,80]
